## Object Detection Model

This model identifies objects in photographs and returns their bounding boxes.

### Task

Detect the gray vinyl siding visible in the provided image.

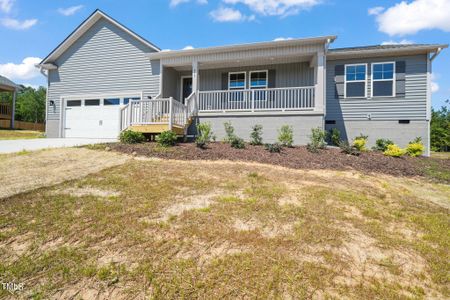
[46,17,160,125]
[199,62,314,91]
[326,54,428,121]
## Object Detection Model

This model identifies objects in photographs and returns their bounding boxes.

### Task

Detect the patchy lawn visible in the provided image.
[0,154,449,299]
[104,142,450,183]
[0,129,44,140]
[0,148,130,199]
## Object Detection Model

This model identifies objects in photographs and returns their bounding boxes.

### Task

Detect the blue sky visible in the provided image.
[0,0,448,108]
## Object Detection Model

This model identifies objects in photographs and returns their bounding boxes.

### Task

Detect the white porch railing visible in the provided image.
[120,97,188,131]
[197,86,315,112]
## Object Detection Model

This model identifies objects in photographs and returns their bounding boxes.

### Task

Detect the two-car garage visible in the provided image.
[62,94,141,139]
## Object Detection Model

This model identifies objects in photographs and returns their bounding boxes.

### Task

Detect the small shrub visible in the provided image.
[230,136,246,149]
[356,133,369,140]
[119,130,145,144]
[196,122,215,149]
[278,125,294,147]
[265,143,282,153]
[223,122,236,143]
[307,127,327,153]
[373,138,394,152]
[384,144,405,157]
[339,141,360,156]
[353,137,367,152]
[412,136,423,144]
[328,128,341,146]
[156,130,177,147]
[406,142,425,157]
[250,124,263,145]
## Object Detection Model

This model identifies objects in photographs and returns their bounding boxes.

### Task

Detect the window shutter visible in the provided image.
[268,70,276,88]
[335,65,345,98]
[222,73,228,90]
[396,61,406,97]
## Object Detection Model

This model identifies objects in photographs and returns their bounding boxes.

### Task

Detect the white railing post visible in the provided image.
[251,90,255,112]
[128,102,133,126]
[169,97,173,130]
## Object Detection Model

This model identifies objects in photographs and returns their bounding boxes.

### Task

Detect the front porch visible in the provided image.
[120,37,330,135]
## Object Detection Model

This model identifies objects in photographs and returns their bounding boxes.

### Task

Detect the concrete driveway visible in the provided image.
[0,138,116,154]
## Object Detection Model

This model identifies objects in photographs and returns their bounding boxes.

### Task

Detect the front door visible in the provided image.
[181,77,193,104]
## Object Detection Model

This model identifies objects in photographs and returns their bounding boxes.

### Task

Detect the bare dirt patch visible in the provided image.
[0,148,129,199]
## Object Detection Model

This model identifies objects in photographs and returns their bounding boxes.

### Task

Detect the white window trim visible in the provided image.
[249,70,268,89]
[371,61,396,98]
[228,71,246,90]
[344,63,368,99]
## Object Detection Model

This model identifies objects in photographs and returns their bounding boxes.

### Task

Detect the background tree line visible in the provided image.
[0,85,46,123]
[431,100,450,152]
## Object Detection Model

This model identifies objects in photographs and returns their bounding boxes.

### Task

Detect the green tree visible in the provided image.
[430,100,450,152]
[15,85,46,123]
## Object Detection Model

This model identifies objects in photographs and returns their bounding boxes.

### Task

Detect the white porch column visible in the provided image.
[11,89,16,129]
[314,51,325,113]
[192,60,199,93]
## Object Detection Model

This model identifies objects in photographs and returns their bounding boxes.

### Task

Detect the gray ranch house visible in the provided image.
[37,9,447,155]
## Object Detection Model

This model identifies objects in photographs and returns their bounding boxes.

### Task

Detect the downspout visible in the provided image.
[430,47,443,62]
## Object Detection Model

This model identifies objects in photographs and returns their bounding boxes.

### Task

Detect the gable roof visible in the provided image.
[39,9,160,67]
[0,75,17,91]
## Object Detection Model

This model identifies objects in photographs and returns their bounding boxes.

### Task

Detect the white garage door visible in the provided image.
[64,96,140,139]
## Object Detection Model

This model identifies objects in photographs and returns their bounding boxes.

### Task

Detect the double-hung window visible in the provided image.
[372,62,395,97]
[228,72,246,90]
[249,71,268,89]
[345,64,367,98]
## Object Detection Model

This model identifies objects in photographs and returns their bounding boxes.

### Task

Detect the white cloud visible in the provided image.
[223,0,321,16]
[1,17,37,30]
[368,6,384,16]
[210,6,255,22]
[170,0,207,7]
[372,0,450,36]
[431,73,439,93]
[183,45,195,50]
[0,0,14,13]
[381,39,414,45]
[274,37,293,41]
[58,5,84,16]
[0,57,42,81]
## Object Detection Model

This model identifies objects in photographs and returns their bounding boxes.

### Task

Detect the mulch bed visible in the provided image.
[106,142,450,179]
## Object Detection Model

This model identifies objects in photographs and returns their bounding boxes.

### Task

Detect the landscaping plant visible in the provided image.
[119,130,145,144]
[384,144,405,157]
[278,125,294,147]
[373,138,394,152]
[307,127,327,153]
[328,128,341,146]
[156,130,177,147]
[196,122,215,149]
[250,124,263,145]
[223,121,236,143]
[352,135,368,152]
[339,141,360,156]
[230,136,246,149]
[265,143,282,153]
[406,138,425,157]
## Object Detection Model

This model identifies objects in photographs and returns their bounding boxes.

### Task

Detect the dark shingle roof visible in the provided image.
[0,75,17,90]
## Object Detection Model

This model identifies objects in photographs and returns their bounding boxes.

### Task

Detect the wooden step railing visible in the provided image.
[120,97,190,132]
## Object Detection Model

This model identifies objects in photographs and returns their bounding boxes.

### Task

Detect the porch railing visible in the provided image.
[0,103,11,119]
[120,97,188,131]
[197,86,315,112]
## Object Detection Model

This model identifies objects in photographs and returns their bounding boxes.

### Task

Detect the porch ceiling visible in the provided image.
[171,54,314,72]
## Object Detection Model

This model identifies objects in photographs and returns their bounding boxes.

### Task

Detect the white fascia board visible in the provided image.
[147,35,337,60]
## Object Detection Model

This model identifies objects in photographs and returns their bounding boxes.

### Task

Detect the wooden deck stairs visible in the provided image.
[120,96,196,136]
